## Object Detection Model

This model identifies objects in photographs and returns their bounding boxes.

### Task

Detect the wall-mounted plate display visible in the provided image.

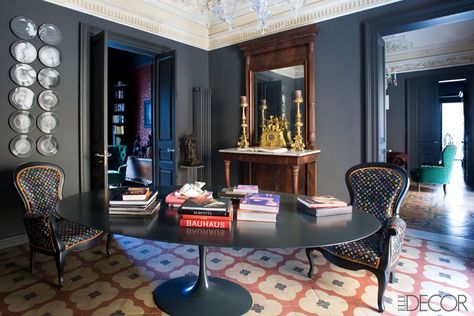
[38,24,62,46]
[9,87,35,110]
[38,46,60,67]
[9,111,35,133]
[37,135,59,156]
[38,90,61,111]
[10,135,35,158]
[10,63,36,87]
[38,68,60,89]
[10,41,37,63]
[10,16,37,40]
[37,112,60,133]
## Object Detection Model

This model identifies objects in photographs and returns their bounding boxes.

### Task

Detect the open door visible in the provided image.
[154,51,176,186]
[376,34,387,162]
[408,77,441,169]
[90,31,109,190]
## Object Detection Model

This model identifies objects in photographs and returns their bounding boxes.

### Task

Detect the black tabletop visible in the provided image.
[58,186,381,249]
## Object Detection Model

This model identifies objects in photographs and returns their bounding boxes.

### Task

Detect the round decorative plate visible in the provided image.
[38,23,62,45]
[10,41,37,63]
[10,16,37,40]
[37,135,59,156]
[10,64,36,87]
[37,112,60,133]
[37,68,60,89]
[10,135,35,158]
[9,87,35,110]
[38,90,61,111]
[38,46,60,67]
[9,111,35,133]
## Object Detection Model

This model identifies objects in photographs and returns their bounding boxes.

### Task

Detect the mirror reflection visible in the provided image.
[253,65,305,144]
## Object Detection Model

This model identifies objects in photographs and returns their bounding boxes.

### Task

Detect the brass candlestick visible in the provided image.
[237,96,250,148]
[291,90,305,151]
[259,99,268,133]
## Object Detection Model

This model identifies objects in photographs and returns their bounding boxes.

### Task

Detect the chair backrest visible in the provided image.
[13,162,64,216]
[346,163,409,224]
[108,145,127,170]
[441,145,457,172]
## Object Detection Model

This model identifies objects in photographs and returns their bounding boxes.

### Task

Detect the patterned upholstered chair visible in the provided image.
[305,163,409,312]
[14,162,111,288]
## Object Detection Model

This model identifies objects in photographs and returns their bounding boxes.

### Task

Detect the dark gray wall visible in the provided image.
[1,0,208,239]
[209,0,452,200]
[386,77,407,153]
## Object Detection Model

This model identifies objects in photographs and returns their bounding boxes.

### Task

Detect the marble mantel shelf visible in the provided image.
[218,148,321,157]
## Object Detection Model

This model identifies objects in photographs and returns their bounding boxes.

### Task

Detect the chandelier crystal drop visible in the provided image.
[207,0,304,32]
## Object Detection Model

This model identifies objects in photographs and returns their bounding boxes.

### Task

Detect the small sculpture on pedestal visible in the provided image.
[183,132,201,166]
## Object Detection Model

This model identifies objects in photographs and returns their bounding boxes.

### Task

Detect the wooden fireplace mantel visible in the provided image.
[219,148,320,195]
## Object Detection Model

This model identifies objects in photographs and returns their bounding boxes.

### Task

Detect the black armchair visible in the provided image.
[14,162,112,288]
[305,163,409,312]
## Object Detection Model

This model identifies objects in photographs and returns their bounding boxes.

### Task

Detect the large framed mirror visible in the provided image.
[240,25,319,149]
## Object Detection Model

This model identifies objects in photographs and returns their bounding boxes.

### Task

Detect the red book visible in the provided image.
[181,212,233,221]
[179,219,231,229]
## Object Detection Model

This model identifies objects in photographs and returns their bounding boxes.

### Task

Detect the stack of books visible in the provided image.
[237,193,280,222]
[219,184,259,199]
[165,190,213,208]
[297,195,352,217]
[178,197,232,229]
[109,187,160,215]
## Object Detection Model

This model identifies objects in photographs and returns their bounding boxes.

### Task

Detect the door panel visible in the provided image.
[408,79,441,169]
[155,51,176,186]
[377,34,387,162]
[90,31,108,190]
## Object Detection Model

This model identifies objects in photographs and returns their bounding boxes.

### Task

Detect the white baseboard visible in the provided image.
[0,234,28,250]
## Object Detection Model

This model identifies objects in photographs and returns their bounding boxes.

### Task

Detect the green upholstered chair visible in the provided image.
[108,145,128,186]
[410,145,457,194]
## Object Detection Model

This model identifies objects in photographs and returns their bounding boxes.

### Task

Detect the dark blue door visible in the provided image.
[155,51,176,185]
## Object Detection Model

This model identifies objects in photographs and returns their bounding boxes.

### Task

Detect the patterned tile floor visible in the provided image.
[400,161,474,240]
[0,234,473,315]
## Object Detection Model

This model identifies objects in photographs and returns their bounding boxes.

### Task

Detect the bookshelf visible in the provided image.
[112,82,127,145]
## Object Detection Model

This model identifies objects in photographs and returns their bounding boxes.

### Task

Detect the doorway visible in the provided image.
[80,27,176,191]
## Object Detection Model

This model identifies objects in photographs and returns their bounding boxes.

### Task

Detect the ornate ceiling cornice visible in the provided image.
[387,51,474,74]
[43,0,400,50]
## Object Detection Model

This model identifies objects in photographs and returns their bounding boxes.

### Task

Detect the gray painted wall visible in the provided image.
[208,0,452,200]
[0,0,208,239]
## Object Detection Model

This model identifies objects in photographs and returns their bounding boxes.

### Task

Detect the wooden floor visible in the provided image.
[400,161,474,240]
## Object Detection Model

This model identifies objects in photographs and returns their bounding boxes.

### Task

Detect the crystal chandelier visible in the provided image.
[207,0,305,32]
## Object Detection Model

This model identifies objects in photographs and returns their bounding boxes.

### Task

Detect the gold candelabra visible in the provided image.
[291,90,305,151]
[259,99,268,133]
[237,96,250,148]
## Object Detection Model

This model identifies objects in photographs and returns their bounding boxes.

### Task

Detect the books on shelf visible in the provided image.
[233,185,259,194]
[239,193,280,213]
[110,188,157,207]
[237,209,277,222]
[109,200,161,216]
[297,195,348,209]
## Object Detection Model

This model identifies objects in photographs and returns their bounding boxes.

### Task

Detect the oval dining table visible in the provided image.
[58,186,380,316]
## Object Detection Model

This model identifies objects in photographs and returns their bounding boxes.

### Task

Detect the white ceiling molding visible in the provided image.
[385,19,474,73]
[270,65,304,79]
[43,0,400,50]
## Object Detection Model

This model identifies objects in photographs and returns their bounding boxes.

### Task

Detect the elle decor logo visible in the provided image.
[398,294,468,312]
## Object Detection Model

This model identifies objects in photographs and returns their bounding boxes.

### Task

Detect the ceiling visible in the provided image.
[384,19,474,74]
[44,0,400,50]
